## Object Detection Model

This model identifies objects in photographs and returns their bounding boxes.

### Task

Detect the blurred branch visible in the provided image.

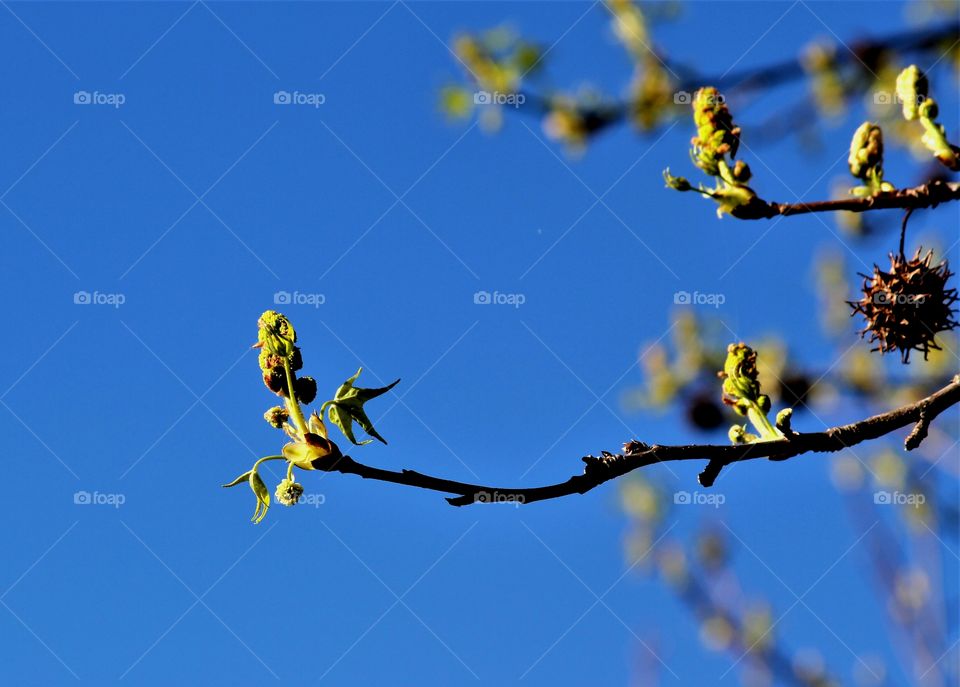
[310,374,960,506]
[517,20,959,133]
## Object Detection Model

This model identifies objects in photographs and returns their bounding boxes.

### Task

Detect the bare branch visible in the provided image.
[308,375,960,507]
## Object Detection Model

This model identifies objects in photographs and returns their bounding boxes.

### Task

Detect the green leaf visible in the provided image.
[249,471,270,524]
[324,368,400,445]
[348,405,387,445]
[222,470,252,488]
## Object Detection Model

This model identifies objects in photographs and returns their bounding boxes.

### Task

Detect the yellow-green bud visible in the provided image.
[257,310,297,357]
[848,122,884,180]
[663,169,692,191]
[895,65,927,121]
[691,87,740,176]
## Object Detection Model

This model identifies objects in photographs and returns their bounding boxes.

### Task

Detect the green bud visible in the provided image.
[691,87,740,176]
[918,98,939,120]
[775,407,793,433]
[848,122,883,181]
[728,424,758,444]
[663,169,692,191]
[257,310,297,358]
[731,160,751,183]
[719,343,783,442]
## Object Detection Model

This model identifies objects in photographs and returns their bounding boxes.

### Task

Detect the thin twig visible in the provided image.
[729,180,960,220]
[308,375,960,507]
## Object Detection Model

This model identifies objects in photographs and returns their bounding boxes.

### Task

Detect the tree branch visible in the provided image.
[728,180,960,220]
[310,375,960,507]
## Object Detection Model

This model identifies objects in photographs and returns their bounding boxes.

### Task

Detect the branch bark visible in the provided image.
[310,375,960,507]
[729,180,960,220]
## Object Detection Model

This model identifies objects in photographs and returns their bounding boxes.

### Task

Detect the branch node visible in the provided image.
[698,459,727,487]
[904,404,930,451]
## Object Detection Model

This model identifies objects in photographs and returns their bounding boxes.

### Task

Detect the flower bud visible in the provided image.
[848,122,884,180]
[257,310,297,357]
[275,478,304,506]
[264,406,289,429]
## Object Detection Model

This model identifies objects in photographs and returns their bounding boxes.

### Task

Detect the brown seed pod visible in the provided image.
[849,248,958,362]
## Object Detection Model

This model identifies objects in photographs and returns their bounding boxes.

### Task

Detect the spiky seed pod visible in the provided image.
[850,249,958,362]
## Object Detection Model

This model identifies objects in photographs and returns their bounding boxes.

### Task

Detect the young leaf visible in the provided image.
[323,368,400,445]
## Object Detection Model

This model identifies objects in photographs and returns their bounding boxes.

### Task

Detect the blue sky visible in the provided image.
[0,1,957,685]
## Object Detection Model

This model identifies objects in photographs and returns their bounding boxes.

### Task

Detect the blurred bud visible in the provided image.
[687,392,725,430]
[700,615,735,652]
[696,530,727,570]
[895,65,928,121]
